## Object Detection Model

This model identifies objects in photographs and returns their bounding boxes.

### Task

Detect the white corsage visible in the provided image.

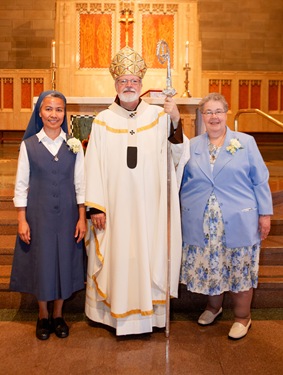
[226,138,243,155]
[67,137,81,154]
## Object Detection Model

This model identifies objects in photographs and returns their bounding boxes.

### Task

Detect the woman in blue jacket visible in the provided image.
[180,93,273,339]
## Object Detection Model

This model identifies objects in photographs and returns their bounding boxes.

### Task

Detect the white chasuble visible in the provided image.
[84,100,189,335]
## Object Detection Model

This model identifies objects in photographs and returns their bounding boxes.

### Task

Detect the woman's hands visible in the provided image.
[75,204,86,243]
[18,220,31,244]
[259,215,271,241]
[17,208,31,244]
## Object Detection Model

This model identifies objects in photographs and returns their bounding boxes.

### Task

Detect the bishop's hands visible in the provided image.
[91,213,106,231]
[163,96,180,123]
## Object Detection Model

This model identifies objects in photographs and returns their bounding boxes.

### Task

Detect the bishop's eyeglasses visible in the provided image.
[116,79,141,86]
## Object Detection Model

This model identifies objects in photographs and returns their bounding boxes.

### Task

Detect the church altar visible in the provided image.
[64,96,202,140]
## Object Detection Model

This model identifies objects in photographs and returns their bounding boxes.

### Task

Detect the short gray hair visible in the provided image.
[198,92,229,113]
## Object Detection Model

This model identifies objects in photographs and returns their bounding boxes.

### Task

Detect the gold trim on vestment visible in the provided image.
[152,300,166,305]
[106,126,128,133]
[137,111,165,132]
[92,274,108,299]
[94,118,128,133]
[110,308,154,319]
[86,273,108,300]
[85,201,106,213]
[93,226,104,264]
[86,284,109,307]
[84,237,90,247]
[86,282,166,318]
[94,111,166,134]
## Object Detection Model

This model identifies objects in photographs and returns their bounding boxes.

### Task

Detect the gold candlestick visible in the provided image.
[181,63,192,98]
[50,40,57,90]
[51,63,57,90]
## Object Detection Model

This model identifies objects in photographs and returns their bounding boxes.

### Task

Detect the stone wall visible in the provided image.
[0,0,282,71]
[198,0,283,71]
[0,0,55,69]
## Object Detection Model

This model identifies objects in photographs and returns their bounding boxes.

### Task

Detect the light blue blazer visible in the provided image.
[180,126,273,248]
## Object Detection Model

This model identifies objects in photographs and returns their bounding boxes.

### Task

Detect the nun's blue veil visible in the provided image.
[22,90,68,140]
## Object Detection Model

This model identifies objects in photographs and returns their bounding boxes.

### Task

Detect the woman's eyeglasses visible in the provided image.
[202,109,227,116]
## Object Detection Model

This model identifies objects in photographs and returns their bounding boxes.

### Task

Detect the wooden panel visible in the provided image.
[239,81,249,109]
[0,69,50,131]
[203,72,283,132]
[3,79,13,109]
[281,82,283,111]
[221,80,232,109]
[209,79,220,93]
[34,79,44,97]
[181,114,196,139]
[251,81,261,109]
[21,79,32,109]
[269,81,279,111]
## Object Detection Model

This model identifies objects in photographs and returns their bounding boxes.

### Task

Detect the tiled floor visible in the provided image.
[0,310,283,375]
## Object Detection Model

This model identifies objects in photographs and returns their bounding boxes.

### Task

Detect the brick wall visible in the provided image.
[0,0,282,71]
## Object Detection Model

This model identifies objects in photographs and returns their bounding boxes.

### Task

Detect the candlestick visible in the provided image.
[185,41,189,65]
[51,40,56,66]
[50,40,56,90]
[51,67,56,90]
[181,63,192,98]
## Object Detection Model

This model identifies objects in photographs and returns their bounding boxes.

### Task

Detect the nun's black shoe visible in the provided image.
[51,317,69,338]
[36,318,51,340]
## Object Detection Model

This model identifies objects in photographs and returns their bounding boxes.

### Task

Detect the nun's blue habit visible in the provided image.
[10,90,85,301]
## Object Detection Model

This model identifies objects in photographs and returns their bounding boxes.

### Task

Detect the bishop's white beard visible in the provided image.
[118,91,140,103]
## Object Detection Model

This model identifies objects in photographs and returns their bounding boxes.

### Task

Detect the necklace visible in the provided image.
[208,145,220,164]
[208,131,226,164]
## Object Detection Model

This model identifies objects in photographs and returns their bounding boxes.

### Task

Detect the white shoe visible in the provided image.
[228,319,252,340]
[198,307,223,326]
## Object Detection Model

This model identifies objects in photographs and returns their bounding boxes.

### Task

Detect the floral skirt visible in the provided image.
[180,193,260,295]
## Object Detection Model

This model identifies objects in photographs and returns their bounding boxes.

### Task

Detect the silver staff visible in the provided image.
[156,40,176,338]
